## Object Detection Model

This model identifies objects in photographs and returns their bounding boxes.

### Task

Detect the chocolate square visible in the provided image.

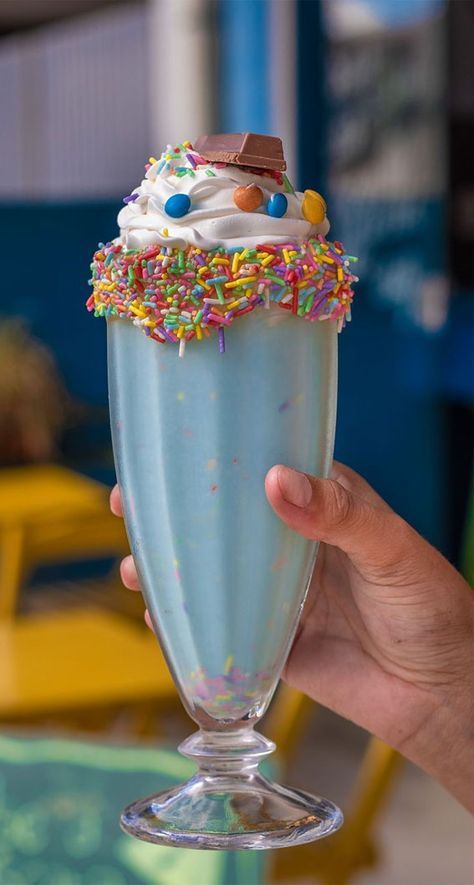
[194,133,286,172]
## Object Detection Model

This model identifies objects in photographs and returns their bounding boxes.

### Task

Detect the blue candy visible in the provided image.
[164,194,191,218]
[267,193,288,218]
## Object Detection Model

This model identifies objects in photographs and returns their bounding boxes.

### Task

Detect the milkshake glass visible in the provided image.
[88,137,357,849]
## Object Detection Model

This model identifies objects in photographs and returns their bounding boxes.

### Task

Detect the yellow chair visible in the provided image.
[0,464,129,618]
[0,463,176,727]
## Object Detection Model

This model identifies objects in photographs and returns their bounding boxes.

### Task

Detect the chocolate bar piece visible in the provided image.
[194,133,286,172]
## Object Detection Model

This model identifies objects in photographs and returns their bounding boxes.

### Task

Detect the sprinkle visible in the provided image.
[210,275,228,284]
[292,286,298,314]
[218,326,225,353]
[231,252,240,274]
[215,283,225,304]
[224,276,256,289]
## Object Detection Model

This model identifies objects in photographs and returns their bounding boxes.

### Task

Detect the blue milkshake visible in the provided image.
[89,135,357,849]
[107,308,337,727]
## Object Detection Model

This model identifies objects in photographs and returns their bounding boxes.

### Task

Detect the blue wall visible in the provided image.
[1,202,117,406]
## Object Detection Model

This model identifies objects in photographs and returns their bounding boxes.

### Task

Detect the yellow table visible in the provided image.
[0,464,128,618]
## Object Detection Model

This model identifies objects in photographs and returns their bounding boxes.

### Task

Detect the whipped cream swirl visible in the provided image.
[118,157,330,251]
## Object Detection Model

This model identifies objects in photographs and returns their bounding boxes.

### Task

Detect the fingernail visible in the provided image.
[277,466,312,508]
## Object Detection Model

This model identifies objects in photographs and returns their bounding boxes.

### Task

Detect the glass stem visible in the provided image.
[179,727,276,777]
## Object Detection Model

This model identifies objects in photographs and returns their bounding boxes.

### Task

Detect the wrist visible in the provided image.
[403,683,473,811]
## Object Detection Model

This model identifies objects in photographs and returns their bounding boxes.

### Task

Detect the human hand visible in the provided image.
[265,463,473,810]
[110,463,473,809]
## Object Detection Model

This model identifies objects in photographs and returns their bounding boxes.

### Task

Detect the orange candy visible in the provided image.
[233,184,263,212]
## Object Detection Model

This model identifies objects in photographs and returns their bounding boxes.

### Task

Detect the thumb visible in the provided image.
[265,464,412,574]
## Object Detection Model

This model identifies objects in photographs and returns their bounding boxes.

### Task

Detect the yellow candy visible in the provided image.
[302,189,327,224]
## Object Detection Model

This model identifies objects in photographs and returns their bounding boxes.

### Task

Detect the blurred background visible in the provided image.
[0,1,472,883]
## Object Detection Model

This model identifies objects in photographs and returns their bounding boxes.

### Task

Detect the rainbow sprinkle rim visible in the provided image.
[87,236,358,354]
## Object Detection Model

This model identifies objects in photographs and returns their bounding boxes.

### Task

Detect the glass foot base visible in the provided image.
[120,772,343,850]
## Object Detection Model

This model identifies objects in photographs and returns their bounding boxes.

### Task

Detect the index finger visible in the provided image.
[110,484,123,517]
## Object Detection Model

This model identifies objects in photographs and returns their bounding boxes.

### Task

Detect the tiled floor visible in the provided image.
[284,706,474,885]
